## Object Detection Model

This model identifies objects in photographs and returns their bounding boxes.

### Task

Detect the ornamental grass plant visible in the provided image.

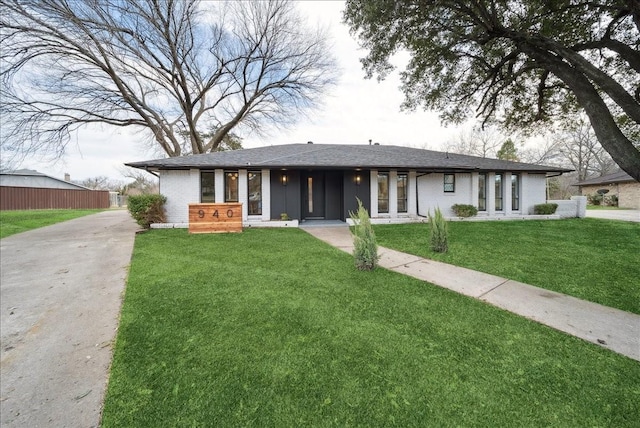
[350,198,379,271]
[428,207,448,253]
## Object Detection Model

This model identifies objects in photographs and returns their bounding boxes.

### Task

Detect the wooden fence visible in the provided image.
[0,186,110,210]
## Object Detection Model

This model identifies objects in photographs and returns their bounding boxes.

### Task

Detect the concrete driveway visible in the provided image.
[1,210,139,427]
[585,209,640,222]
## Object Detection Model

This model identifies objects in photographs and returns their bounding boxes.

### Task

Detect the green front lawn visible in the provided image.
[102,228,640,427]
[374,219,640,314]
[0,209,103,238]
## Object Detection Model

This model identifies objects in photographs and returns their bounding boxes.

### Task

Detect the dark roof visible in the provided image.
[574,171,637,186]
[126,143,571,174]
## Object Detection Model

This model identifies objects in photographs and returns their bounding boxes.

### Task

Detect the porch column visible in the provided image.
[504,172,513,215]
[370,170,378,217]
[261,169,271,221]
[389,170,398,216]
[239,169,248,221]
[214,169,224,203]
[471,172,479,208]
[487,172,495,215]
[408,170,417,216]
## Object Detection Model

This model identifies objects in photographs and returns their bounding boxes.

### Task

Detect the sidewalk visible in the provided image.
[301,225,640,362]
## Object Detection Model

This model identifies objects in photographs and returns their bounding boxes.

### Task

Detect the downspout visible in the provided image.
[545,172,564,200]
[145,168,160,179]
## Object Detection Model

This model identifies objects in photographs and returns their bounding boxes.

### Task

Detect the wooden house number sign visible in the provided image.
[188,203,243,234]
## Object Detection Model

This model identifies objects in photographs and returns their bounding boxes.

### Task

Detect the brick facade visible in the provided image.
[580,182,640,209]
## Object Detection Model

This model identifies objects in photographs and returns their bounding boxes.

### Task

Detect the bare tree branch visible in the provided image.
[0,0,338,163]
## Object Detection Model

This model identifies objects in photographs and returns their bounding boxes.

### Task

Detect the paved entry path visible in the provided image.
[302,225,640,362]
[0,210,139,427]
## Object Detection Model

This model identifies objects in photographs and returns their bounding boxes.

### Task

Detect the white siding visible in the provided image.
[160,169,200,224]
[417,173,473,217]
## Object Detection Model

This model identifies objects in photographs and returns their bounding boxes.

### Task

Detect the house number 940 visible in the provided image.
[198,209,234,219]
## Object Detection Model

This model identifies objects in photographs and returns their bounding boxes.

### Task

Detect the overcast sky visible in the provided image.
[22,1,466,183]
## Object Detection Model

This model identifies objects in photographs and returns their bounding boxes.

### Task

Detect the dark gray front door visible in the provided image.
[303,171,325,219]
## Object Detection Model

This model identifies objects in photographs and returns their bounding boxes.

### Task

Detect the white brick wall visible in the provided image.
[160,169,200,224]
[417,173,472,217]
[522,173,547,214]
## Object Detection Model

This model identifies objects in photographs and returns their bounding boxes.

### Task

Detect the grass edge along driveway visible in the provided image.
[0,209,103,239]
[374,219,640,315]
[102,228,640,427]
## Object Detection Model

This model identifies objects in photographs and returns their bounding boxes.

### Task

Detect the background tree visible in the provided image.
[344,0,640,180]
[1,0,337,163]
[554,116,617,181]
[117,167,159,195]
[444,125,504,158]
[497,139,520,161]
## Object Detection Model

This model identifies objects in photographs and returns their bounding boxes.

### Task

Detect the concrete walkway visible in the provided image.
[302,225,640,362]
[585,209,640,222]
[0,210,139,427]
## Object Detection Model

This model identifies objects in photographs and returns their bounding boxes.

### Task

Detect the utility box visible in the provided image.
[188,203,242,233]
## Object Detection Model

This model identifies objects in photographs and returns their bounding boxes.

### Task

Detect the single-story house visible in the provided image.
[0,169,110,210]
[574,171,640,209]
[125,143,572,226]
[0,169,90,190]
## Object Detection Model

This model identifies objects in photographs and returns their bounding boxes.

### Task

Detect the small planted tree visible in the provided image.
[350,198,379,271]
[428,207,448,253]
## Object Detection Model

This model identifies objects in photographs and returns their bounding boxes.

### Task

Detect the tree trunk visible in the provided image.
[520,44,640,181]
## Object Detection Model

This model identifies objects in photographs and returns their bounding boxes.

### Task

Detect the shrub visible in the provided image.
[609,194,619,207]
[533,203,559,215]
[127,194,167,228]
[451,204,478,218]
[350,198,379,271]
[587,194,602,206]
[428,207,448,253]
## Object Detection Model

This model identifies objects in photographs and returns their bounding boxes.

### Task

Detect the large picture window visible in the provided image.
[478,173,487,211]
[444,174,455,193]
[397,173,408,213]
[248,171,262,215]
[495,173,503,211]
[378,172,389,213]
[225,171,238,202]
[200,171,215,203]
[511,174,520,211]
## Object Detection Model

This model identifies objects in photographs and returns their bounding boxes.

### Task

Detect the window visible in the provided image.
[378,172,389,213]
[444,174,455,193]
[478,173,487,211]
[397,173,408,213]
[200,171,215,202]
[495,173,503,211]
[225,171,238,202]
[511,174,520,211]
[248,171,261,215]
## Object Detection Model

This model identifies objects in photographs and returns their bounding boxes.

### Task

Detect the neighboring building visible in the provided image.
[0,169,109,210]
[575,171,640,209]
[126,143,572,226]
[0,169,90,190]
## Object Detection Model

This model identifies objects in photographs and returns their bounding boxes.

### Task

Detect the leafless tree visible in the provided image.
[78,176,114,190]
[0,0,337,163]
[519,136,563,166]
[554,116,617,181]
[444,125,504,158]
[117,166,159,194]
